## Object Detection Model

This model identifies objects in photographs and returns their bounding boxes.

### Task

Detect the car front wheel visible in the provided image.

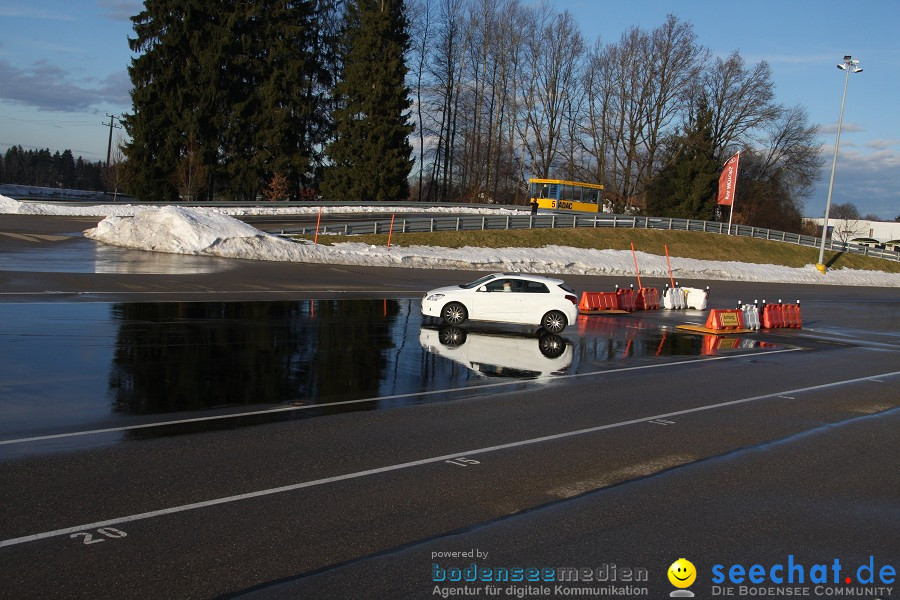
[541,310,567,334]
[442,302,468,326]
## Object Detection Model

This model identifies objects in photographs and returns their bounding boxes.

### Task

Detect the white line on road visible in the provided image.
[2,369,897,549]
[1,349,801,446]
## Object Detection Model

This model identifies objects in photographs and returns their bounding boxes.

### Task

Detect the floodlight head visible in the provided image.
[843,54,852,61]
[837,63,848,70]
[853,66,863,73]
[851,59,860,65]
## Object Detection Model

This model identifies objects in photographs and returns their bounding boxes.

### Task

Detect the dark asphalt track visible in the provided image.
[0,214,897,599]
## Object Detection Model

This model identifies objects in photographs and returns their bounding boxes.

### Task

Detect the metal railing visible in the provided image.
[283,213,900,262]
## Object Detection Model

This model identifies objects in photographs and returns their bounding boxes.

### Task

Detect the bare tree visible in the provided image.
[408,0,432,201]
[262,172,290,202]
[757,104,822,199]
[426,0,466,202]
[830,202,866,243]
[641,15,706,179]
[174,134,208,202]
[104,139,129,202]
[700,51,779,156]
[519,6,585,178]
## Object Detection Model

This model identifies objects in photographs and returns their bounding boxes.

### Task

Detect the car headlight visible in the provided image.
[425,293,445,301]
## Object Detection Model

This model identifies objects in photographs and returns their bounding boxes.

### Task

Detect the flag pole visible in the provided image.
[719,152,740,235]
[727,194,735,235]
[727,163,739,235]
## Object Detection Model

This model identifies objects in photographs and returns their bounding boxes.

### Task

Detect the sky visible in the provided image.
[0,0,898,219]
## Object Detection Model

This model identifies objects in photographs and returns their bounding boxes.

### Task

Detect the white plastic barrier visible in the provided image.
[740,302,760,330]
[662,286,685,309]
[683,287,708,310]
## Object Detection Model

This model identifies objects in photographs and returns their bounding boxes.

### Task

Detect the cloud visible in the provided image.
[809,147,900,220]
[866,139,900,151]
[97,0,142,21]
[0,59,130,112]
[819,122,865,135]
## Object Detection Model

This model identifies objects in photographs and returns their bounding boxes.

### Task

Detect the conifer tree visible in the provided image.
[645,104,720,219]
[322,0,414,201]
[123,0,216,201]
[253,0,339,197]
[124,1,339,201]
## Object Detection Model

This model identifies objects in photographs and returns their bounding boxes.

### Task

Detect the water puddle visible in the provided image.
[0,299,779,454]
[0,235,231,274]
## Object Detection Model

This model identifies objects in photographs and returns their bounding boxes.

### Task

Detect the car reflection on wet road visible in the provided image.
[420,326,574,379]
[0,298,777,456]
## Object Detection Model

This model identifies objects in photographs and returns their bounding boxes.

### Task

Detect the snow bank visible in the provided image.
[75,201,900,287]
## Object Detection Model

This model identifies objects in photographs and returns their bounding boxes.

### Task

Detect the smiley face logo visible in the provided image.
[668,558,696,588]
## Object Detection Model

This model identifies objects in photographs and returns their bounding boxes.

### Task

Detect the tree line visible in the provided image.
[124,0,411,204]
[117,1,822,232]
[0,146,107,191]
[407,0,821,231]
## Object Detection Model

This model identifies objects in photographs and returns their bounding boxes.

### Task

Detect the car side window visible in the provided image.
[524,281,549,293]
[485,279,522,293]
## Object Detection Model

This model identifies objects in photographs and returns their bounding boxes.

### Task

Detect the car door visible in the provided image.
[474,278,524,322]
[519,280,551,323]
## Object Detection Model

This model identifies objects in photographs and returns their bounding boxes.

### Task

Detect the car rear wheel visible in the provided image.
[441,302,468,326]
[541,310,567,334]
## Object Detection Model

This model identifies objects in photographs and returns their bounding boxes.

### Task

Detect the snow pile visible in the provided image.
[85,206,277,254]
[4,194,899,287]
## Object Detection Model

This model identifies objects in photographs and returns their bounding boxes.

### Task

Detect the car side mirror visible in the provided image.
[478,285,487,292]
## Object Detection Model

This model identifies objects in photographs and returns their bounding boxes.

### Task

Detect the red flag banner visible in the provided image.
[717,152,740,206]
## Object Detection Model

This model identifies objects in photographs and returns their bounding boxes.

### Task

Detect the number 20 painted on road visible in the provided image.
[70,527,127,545]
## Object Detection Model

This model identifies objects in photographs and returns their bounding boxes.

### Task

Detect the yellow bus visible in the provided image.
[529,178,604,213]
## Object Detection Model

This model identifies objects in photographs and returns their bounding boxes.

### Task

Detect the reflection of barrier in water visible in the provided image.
[419,325,573,380]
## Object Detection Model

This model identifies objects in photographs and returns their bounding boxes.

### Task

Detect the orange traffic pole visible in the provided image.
[664,244,676,290]
[387,213,396,249]
[630,242,643,290]
[313,207,322,245]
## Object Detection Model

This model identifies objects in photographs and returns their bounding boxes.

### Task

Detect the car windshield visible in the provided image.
[459,274,498,289]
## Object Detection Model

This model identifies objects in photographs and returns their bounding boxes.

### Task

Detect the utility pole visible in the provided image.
[103,114,122,171]
[101,114,122,194]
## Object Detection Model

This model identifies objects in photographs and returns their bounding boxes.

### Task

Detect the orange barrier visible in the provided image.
[762,302,783,329]
[783,301,803,328]
[616,287,636,312]
[579,292,619,312]
[578,292,595,311]
[704,309,746,331]
[764,300,802,329]
[635,287,660,310]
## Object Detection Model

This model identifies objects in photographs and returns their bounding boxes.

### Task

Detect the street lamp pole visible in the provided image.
[816,55,862,274]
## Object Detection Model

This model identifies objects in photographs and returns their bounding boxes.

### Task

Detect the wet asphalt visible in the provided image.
[0,214,897,599]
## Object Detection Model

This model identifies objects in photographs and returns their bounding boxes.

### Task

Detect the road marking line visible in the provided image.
[1,349,801,446]
[2,369,897,549]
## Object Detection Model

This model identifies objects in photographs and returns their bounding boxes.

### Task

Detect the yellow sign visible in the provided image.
[720,312,740,327]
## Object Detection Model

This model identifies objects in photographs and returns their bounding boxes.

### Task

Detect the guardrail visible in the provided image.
[283,213,900,262]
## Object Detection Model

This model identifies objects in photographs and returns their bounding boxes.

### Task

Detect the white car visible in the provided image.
[421,273,579,333]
